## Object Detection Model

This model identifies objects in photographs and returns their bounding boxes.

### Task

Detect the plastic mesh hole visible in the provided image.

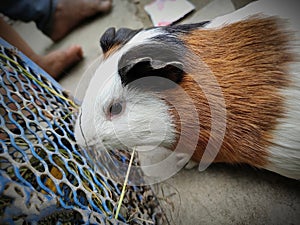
[59,182,74,205]
[45,130,59,146]
[6,101,18,111]
[20,107,35,121]
[67,160,79,174]
[61,114,72,124]
[27,121,40,133]
[105,199,114,214]
[38,93,50,105]
[10,92,23,105]
[91,194,105,213]
[51,153,64,166]
[72,152,84,165]
[40,73,50,85]
[0,127,9,140]
[14,137,29,151]
[68,161,92,190]
[22,83,36,96]
[52,154,79,187]
[61,138,73,150]
[19,165,37,187]
[0,156,10,170]
[82,167,93,184]
[22,91,32,101]
[0,85,6,95]
[41,174,56,193]
[30,81,43,93]
[76,189,88,207]
[58,148,71,159]
[33,146,47,159]
[29,155,45,173]
[8,147,26,164]
[14,186,24,198]
[11,111,25,123]
[97,174,114,198]
[106,219,115,225]
[2,74,14,88]
[42,140,56,153]
[33,96,45,109]
[17,73,30,84]
[5,122,20,136]
[93,215,103,224]
[106,179,121,196]
[52,123,65,137]
[8,74,18,84]
[49,165,63,180]
[5,83,18,94]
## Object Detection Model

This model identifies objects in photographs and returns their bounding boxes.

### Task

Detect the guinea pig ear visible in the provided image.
[100,27,116,53]
[118,57,185,91]
[100,27,141,53]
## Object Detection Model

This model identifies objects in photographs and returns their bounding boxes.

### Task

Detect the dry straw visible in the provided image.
[114,147,136,219]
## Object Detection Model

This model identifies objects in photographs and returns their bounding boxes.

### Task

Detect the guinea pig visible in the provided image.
[75,0,300,180]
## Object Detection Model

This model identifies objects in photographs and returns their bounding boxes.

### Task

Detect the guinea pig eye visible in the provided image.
[109,102,123,117]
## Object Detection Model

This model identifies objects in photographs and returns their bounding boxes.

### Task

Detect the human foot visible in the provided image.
[48,0,112,42]
[35,45,84,79]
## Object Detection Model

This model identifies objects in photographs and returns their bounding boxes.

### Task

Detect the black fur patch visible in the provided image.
[118,43,186,90]
[100,27,141,53]
[119,59,184,91]
[162,21,210,34]
[150,21,210,54]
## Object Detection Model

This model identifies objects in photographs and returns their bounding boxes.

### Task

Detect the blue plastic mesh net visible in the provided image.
[0,38,166,225]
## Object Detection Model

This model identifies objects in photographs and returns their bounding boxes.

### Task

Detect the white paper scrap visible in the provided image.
[144,0,195,26]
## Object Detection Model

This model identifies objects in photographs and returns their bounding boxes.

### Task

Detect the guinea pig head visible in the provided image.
[74,26,196,153]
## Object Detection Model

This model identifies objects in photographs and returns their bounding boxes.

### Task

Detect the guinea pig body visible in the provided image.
[75,0,300,179]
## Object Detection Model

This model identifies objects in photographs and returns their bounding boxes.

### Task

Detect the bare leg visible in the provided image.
[0,17,83,79]
[35,45,83,79]
[48,0,112,42]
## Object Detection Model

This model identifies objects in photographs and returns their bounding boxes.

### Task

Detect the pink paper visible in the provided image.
[144,0,195,26]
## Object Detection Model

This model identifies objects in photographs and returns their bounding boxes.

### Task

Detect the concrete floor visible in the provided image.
[12,0,300,224]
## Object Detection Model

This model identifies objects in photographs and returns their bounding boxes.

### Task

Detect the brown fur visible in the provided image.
[103,44,121,59]
[167,17,293,167]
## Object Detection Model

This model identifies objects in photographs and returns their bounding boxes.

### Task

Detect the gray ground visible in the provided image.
[13,0,299,224]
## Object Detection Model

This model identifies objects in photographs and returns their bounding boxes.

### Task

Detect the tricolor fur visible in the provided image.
[75,0,300,179]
